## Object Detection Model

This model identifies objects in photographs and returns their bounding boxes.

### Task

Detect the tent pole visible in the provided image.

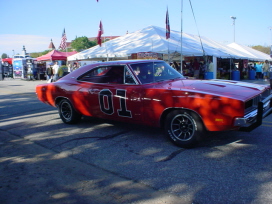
[180,0,183,73]
[230,58,232,80]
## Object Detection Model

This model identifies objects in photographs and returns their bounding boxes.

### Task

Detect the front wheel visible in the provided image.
[164,110,204,148]
[58,99,82,124]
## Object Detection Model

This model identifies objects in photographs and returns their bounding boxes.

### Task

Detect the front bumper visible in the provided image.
[234,94,272,132]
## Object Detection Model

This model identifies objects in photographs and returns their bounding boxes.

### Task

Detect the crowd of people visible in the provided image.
[171,58,214,79]
[46,62,81,82]
[171,58,271,83]
[253,60,271,81]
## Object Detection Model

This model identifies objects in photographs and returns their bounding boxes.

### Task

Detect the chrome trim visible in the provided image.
[235,93,272,129]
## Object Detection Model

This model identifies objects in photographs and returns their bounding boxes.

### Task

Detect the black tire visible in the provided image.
[58,99,82,124]
[164,110,204,148]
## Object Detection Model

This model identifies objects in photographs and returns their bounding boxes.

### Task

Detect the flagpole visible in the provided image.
[166,6,170,64]
[168,39,170,64]
[180,0,183,73]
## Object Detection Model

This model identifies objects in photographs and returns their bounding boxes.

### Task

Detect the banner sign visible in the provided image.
[13,59,24,78]
[135,52,163,60]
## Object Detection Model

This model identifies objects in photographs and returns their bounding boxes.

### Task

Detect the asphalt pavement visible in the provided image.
[0,79,183,204]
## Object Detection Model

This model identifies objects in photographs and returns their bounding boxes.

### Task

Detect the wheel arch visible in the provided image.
[55,96,67,107]
[55,96,77,111]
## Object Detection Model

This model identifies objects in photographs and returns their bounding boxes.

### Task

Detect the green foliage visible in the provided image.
[71,36,97,52]
[250,45,270,55]
[30,50,51,58]
[1,53,8,59]
[41,50,51,55]
[59,48,73,52]
[30,53,41,58]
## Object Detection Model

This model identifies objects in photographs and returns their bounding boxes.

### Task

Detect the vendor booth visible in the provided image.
[36,50,77,80]
[37,50,77,62]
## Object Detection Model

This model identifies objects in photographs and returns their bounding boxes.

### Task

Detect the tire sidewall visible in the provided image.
[58,99,81,124]
[165,110,202,148]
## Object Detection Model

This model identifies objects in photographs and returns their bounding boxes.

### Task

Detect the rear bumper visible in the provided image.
[234,94,272,132]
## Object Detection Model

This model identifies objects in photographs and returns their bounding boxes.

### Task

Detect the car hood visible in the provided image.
[166,79,266,101]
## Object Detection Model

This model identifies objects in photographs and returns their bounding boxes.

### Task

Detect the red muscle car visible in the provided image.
[36,60,272,147]
[2,58,13,66]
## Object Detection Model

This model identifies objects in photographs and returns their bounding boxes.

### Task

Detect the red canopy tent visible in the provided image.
[36,50,77,61]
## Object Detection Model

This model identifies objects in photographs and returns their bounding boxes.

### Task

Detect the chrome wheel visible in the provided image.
[165,110,204,148]
[170,113,195,141]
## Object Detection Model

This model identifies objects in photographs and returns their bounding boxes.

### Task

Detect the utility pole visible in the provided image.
[230,16,236,42]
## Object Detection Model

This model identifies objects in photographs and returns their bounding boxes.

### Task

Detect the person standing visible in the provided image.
[67,63,72,73]
[52,61,60,82]
[208,59,214,72]
[269,62,272,89]
[72,63,78,72]
[193,58,200,78]
[255,62,262,80]
[262,60,269,81]
[46,63,53,80]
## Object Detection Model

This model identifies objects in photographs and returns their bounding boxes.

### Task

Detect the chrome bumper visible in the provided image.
[234,94,272,132]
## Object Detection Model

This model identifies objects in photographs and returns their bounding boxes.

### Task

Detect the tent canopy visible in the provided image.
[37,50,77,61]
[227,42,271,61]
[68,25,270,61]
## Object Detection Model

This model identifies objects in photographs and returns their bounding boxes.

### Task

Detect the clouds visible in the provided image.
[0,34,59,57]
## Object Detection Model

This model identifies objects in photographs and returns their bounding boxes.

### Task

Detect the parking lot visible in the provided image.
[1,79,272,204]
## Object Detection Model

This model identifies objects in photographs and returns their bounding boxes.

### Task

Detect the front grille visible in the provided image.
[245,88,272,116]
[245,94,260,115]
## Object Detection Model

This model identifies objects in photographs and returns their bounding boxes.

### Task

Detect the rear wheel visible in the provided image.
[164,110,204,148]
[58,99,82,124]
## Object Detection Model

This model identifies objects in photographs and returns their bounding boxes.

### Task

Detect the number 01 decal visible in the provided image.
[99,89,132,118]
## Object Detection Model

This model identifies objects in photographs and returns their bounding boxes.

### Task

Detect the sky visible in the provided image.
[0,0,271,57]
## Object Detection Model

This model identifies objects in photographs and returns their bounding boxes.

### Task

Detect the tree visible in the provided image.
[1,53,8,59]
[30,50,51,58]
[250,45,270,55]
[70,36,97,52]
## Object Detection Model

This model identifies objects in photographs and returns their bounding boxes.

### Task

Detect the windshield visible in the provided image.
[130,61,184,84]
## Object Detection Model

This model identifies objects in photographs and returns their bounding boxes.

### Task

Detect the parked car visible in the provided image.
[36,60,272,147]
[1,58,13,66]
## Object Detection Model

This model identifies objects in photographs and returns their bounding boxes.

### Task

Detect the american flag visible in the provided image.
[59,28,67,50]
[165,8,170,39]
[97,21,104,47]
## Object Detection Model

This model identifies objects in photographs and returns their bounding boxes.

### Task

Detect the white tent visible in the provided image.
[68,25,248,61]
[187,35,249,59]
[227,42,271,61]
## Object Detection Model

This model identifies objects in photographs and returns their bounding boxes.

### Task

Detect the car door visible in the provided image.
[78,65,143,123]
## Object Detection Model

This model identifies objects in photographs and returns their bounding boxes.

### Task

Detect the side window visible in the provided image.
[131,64,153,84]
[105,66,124,84]
[77,67,110,83]
[125,66,136,84]
[78,65,137,84]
